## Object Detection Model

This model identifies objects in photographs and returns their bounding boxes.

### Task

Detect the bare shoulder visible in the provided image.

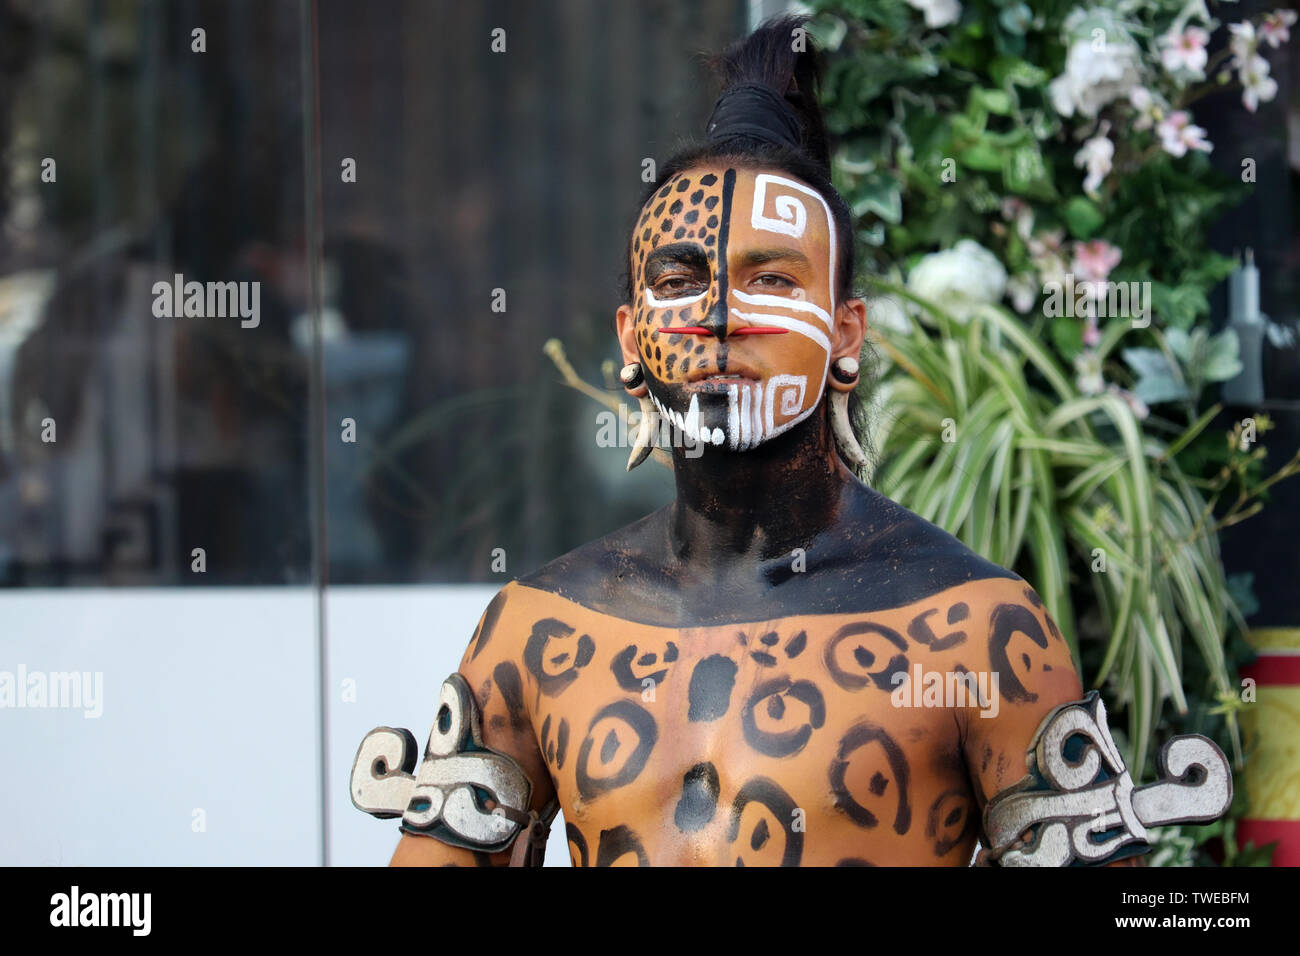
[512,509,676,623]
[456,580,564,684]
[954,573,1086,807]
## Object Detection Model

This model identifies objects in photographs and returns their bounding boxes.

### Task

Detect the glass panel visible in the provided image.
[0,1,316,587]
[0,0,322,864]
[313,0,749,865]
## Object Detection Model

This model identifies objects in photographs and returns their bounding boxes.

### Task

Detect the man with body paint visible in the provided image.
[374,14,1230,867]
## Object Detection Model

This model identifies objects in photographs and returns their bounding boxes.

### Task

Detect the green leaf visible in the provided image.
[1151,283,1208,329]
[1002,144,1057,200]
[846,52,941,103]
[1027,109,1060,141]
[1163,402,1222,459]
[951,111,986,144]
[1166,327,1242,385]
[997,4,1033,37]
[983,126,1032,149]
[833,0,912,35]
[1184,251,1241,288]
[1064,197,1104,240]
[1201,329,1243,382]
[958,141,1004,172]
[1122,347,1190,405]
[850,171,903,224]
[1050,315,1085,360]
[804,14,847,52]
[972,87,1014,115]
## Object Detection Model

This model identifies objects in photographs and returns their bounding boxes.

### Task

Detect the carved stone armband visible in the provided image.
[983,691,1232,866]
[351,673,535,854]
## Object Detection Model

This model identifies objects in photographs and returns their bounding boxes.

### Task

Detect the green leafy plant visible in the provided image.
[864,284,1243,776]
[808,0,1300,864]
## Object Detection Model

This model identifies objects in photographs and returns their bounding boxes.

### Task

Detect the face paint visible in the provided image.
[628,165,837,452]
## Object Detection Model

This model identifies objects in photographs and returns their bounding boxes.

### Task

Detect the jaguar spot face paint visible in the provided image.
[627,164,836,452]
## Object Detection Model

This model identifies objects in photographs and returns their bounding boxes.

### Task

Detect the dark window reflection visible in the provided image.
[0,0,747,587]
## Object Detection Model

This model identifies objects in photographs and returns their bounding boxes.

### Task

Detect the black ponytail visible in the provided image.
[620,13,855,309]
[702,13,833,173]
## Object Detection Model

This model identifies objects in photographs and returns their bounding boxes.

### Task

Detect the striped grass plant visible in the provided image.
[863,283,1241,775]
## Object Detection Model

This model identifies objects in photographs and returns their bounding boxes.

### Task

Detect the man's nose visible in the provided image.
[701,285,730,341]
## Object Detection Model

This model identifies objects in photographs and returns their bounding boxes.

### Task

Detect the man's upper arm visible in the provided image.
[390,583,557,867]
[956,579,1084,826]
[957,577,1154,866]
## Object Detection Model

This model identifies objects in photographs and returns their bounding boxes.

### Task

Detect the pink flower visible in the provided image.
[1109,385,1149,420]
[1082,314,1101,347]
[1072,239,1122,283]
[1156,110,1213,157]
[1261,10,1297,48]
[1160,26,1210,74]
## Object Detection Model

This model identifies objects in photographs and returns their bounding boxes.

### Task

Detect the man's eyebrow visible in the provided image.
[738,247,813,269]
[644,242,709,276]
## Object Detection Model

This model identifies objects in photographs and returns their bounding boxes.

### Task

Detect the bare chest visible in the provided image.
[511,598,985,866]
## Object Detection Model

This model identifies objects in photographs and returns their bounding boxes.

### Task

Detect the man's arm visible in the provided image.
[389,584,557,867]
[959,578,1084,821]
[960,578,1163,866]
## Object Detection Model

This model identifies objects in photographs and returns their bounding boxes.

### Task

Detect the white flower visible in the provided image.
[1049,32,1142,118]
[907,239,1007,323]
[1074,127,1114,197]
[1074,349,1105,395]
[1029,229,1068,289]
[1035,252,1069,291]
[1261,10,1296,49]
[1229,22,1257,65]
[1000,197,1035,241]
[905,0,962,29]
[1027,229,1064,258]
[1128,85,1165,131]
[866,295,911,334]
[1007,274,1039,314]
[1159,26,1209,75]
[1239,55,1278,112]
[1156,110,1213,157]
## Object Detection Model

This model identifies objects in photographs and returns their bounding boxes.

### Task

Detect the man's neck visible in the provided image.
[666,400,855,575]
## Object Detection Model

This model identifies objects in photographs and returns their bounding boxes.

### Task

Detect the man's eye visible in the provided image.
[755,274,794,288]
[655,277,703,295]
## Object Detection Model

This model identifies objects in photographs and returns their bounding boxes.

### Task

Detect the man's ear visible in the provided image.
[831,297,868,365]
[615,303,648,396]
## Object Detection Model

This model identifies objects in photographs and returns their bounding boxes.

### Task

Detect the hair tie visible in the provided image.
[704,82,802,150]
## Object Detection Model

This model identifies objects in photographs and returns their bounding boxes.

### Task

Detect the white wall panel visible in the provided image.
[0,589,319,865]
